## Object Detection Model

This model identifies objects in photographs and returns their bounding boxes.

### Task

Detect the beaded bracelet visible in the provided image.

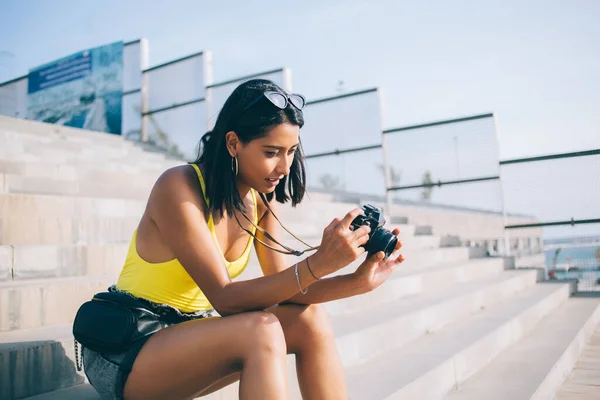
[294,262,308,295]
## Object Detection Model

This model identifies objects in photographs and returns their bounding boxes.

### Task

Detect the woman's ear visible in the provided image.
[225,131,240,157]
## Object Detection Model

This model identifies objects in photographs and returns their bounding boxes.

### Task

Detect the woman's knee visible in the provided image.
[239,311,287,355]
[287,304,335,349]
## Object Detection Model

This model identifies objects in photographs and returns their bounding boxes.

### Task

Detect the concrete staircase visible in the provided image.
[1,116,599,400]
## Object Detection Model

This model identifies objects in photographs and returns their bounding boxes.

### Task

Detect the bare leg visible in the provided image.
[122,311,288,400]
[269,304,348,400]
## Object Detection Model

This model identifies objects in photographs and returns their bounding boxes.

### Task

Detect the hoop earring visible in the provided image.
[231,156,239,176]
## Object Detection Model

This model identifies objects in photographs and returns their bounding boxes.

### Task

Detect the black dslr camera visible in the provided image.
[350,204,398,259]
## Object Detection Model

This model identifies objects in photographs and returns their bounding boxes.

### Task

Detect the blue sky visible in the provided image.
[1,0,599,161]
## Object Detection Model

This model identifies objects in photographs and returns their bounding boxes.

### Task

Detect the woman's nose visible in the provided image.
[277,155,292,176]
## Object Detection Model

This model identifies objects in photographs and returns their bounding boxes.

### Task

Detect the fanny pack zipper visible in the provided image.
[92,296,161,318]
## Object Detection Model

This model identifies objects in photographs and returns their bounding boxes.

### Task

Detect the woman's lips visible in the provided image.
[266,178,280,186]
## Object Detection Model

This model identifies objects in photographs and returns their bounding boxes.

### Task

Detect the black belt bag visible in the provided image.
[72,291,168,355]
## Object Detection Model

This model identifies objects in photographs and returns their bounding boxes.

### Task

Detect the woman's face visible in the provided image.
[237,122,300,193]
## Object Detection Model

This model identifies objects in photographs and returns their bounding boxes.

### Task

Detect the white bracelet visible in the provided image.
[294,262,308,295]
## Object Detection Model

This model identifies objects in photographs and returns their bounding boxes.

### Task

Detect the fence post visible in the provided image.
[140,38,150,142]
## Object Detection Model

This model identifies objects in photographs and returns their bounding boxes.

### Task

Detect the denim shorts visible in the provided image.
[81,285,216,400]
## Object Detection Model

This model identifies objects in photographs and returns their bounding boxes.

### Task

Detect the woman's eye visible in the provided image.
[288,149,297,155]
[265,152,278,158]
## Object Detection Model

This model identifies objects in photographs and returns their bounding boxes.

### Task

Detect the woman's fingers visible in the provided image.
[356,233,370,246]
[350,224,371,239]
[339,208,364,230]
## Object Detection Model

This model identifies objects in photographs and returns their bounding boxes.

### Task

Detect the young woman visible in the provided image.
[79,79,405,400]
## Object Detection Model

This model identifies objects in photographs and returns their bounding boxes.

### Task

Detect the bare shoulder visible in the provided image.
[148,165,207,218]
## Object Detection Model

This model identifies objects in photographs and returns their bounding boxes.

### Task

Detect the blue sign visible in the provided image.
[27,41,124,135]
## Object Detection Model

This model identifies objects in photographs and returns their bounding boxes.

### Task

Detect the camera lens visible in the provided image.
[366,228,398,258]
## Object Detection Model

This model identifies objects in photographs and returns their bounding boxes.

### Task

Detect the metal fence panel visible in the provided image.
[206,69,291,129]
[390,179,505,215]
[501,153,600,226]
[305,147,386,196]
[383,115,499,187]
[542,224,600,292]
[122,92,142,140]
[0,77,28,118]
[145,53,206,112]
[146,102,205,161]
[123,41,142,92]
[301,89,382,156]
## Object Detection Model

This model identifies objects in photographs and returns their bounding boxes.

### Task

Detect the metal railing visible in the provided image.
[500,149,600,291]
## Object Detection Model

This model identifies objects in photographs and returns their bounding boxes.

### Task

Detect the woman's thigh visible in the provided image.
[122,311,284,400]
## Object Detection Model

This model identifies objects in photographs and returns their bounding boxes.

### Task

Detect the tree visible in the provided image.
[421,170,433,201]
[595,247,600,263]
[132,104,184,158]
[378,164,401,190]
[319,174,342,190]
[552,248,562,269]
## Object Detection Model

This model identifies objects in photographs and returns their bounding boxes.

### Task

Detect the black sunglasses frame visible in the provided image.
[241,90,306,115]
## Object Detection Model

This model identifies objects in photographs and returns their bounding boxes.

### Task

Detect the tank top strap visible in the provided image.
[189,164,210,206]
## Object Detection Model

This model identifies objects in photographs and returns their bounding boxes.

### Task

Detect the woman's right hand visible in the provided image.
[309,208,372,278]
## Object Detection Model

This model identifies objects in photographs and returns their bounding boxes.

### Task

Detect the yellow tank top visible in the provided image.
[116,164,258,312]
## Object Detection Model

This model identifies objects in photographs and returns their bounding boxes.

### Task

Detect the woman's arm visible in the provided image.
[283,259,369,305]
[148,167,366,316]
[254,198,373,305]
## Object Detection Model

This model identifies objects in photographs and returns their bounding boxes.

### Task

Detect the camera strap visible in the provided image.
[233,192,319,257]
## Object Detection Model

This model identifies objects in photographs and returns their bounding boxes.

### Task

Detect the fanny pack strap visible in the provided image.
[74,340,83,372]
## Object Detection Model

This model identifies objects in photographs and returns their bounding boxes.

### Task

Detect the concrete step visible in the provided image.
[398,246,471,271]
[21,384,100,400]
[20,382,240,400]
[344,282,571,400]
[0,324,86,399]
[1,257,505,332]
[2,153,177,170]
[332,269,539,368]
[0,160,176,179]
[0,238,471,284]
[0,276,116,332]
[554,321,600,400]
[0,126,170,157]
[2,156,171,170]
[0,116,139,147]
[0,243,128,281]
[1,194,146,219]
[0,217,139,246]
[12,143,163,160]
[414,225,434,235]
[323,257,506,317]
[2,140,169,161]
[2,173,156,199]
[12,135,161,153]
[0,120,135,147]
[444,297,600,400]
[0,268,534,400]
[0,193,356,221]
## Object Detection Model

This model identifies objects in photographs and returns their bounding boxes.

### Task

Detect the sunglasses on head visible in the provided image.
[242,90,306,114]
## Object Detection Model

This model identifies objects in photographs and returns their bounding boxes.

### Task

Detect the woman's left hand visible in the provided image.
[353,228,405,292]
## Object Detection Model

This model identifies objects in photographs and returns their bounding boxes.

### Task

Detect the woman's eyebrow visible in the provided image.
[262,144,300,150]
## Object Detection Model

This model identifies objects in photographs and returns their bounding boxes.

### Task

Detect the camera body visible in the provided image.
[349,204,398,258]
